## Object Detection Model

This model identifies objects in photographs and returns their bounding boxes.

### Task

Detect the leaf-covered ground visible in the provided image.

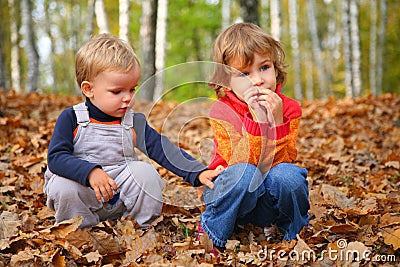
[0,90,399,266]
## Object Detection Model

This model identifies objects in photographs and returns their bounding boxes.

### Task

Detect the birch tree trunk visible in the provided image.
[288,0,302,99]
[325,0,338,96]
[139,0,157,101]
[95,0,109,33]
[342,0,353,98]
[8,0,21,93]
[119,0,129,42]
[376,0,387,95]
[154,0,168,101]
[239,0,259,25]
[84,0,96,42]
[369,0,377,95]
[44,0,57,93]
[222,0,231,29]
[21,0,39,93]
[306,0,327,98]
[270,0,281,41]
[349,0,362,97]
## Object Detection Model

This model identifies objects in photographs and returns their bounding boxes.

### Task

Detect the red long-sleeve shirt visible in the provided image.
[208,84,302,173]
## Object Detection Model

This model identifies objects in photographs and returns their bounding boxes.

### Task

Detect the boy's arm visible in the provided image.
[47,108,100,186]
[133,113,208,186]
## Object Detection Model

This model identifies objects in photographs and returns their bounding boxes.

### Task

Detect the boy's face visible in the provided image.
[81,68,140,118]
[228,53,277,101]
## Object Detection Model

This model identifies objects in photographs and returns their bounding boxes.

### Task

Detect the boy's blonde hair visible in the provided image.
[209,22,287,98]
[75,33,140,86]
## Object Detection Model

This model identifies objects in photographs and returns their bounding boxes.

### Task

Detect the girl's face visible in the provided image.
[228,53,278,101]
[81,68,140,118]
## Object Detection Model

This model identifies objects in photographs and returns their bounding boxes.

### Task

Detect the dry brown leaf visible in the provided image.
[83,250,102,263]
[328,223,358,234]
[385,161,400,169]
[293,235,312,264]
[0,211,21,239]
[383,228,400,250]
[49,216,83,239]
[124,228,160,262]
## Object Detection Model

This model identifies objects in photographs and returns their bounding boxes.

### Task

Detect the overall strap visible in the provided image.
[121,109,134,129]
[121,109,137,146]
[73,103,90,127]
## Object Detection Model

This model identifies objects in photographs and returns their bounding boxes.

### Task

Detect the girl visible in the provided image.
[197,22,310,249]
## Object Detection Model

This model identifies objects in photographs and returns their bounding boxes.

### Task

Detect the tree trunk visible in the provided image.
[270,0,281,41]
[306,0,327,98]
[8,0,21,93]
[239,0,259,25]
[376,0,386,95]
[84,0,96,43]
[21,0,39,93]
[369,0,377,95]
[154,0,168,101]
[288,0,302,100]
[95,0,109,33]
[119,0,129,42]
[139,0,157,101]
[44,0,57,93]
[0,42,7,91]
[342,0,353,98]
[350,0,362,97]
[325,0,338,96]
[222,0,231,29]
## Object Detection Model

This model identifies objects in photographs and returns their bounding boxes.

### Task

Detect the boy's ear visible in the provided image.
[81,81,93,98]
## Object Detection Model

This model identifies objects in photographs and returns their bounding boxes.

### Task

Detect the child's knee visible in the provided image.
[126,161,164,195]
[224,163,262,192]
[267,163,308,195]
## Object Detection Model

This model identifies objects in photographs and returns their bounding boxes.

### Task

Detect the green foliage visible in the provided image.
[0,0,399,99]
[162,0,221,101]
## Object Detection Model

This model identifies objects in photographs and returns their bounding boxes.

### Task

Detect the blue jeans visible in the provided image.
[200,163,309,247]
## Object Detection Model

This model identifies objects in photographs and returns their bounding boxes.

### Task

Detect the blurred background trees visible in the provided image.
[0,0,398,101]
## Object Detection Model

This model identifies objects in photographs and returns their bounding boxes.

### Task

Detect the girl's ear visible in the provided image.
[81,81,93,98]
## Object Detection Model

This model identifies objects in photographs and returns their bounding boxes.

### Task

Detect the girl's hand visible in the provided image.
[257,89,283,126]
[243,86,268,122]
[244,87,283,126]
[198,165,224,189]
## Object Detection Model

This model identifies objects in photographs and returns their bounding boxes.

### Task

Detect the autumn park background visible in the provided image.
[1,0,400,266]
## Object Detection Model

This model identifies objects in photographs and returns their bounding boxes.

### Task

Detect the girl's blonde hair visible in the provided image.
[209,22,287,98]
[75,33,140,86]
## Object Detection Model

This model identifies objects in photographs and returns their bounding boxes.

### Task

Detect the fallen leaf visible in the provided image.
[383,228,400,250]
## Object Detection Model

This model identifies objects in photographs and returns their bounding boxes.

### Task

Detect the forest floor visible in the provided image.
[0,90,399,266]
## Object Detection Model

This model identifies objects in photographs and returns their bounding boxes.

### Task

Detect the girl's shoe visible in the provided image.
[197,222,219,257]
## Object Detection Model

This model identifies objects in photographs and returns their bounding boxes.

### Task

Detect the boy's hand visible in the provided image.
[198,165,224,189]
[88,168,118,202]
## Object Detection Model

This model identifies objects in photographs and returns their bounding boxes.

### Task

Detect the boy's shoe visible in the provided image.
[197,222,219,258]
